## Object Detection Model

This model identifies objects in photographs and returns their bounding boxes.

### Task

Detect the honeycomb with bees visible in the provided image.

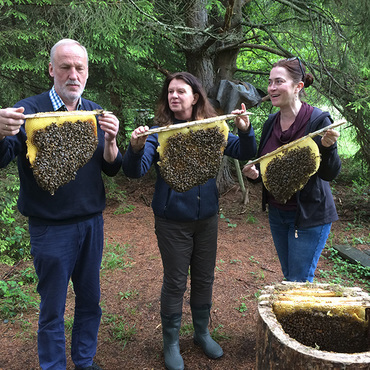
[157,121,229,192]
[25,112,98,195]
[259,283,370,354]
[276,307,369,353]
[260,137,321,203]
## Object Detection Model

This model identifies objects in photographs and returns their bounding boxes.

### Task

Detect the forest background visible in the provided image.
[0,1,370,368]
[1,0,369,263]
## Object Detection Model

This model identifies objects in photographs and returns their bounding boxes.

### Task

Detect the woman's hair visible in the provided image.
[154,71,217,126]
[273,58,314,97]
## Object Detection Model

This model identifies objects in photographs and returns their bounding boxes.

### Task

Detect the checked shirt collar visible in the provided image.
[49,86,82,111]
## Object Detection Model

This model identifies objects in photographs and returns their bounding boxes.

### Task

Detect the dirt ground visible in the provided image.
[0,174,369,370]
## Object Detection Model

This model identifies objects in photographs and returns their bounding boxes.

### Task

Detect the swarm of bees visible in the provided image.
[262,145,319,203]
[29,120,98,195]
[158,125,228,192]
[276,308,369,353]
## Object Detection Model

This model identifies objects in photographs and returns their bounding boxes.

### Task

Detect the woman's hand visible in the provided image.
[321,129,340,148]
[242,162,259,180]
[231,103,250,132]
[131,126,149,153]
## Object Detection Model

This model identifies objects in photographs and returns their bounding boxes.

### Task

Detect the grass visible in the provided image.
[101,241,134,272]
[318,246,370,292]
[102,313,137,349]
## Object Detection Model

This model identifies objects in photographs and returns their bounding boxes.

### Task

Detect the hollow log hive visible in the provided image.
[157,120,229,192]
[25,112,98,195]
[256,282,370,369]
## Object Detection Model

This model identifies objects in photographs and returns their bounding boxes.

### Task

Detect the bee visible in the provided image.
[264,146,318,203]
[159,127,227,192]
[276,308,369,353]
[32,120,98,195]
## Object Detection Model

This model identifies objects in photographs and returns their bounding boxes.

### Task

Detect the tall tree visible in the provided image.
[1,0,369,169]
[127,0,370,169]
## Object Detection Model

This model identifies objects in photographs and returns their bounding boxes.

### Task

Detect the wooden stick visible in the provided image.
[247,119,347,166]
[135,112,252,137]
[24,109,112,119]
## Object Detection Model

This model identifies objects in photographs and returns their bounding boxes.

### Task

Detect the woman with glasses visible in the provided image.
[243,57,341,282]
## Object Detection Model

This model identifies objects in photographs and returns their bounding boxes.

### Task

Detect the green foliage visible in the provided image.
[235,296,249,315]
[219,213,237,228]
[179,323,194,336]
[19,266,38,284]
[318,247,370,292]
[211,324,230,341]
[0,164,31,265]
[1,0,368,167]
[119,289,139,300]
[102,313,137,349]
[0,279,39,319]
[103,173,137,215]
[101,241,133,271]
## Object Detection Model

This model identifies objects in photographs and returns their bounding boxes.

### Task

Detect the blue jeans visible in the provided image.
[30,214,104,370]
[268,205,331,282]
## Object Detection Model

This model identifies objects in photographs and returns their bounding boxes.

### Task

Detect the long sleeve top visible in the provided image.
[123,121,256,221]
[0,91,122,224]
[255,106,341,228]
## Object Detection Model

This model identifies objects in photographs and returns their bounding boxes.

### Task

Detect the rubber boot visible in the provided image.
[161,313,184,370]
[191,307,223,359]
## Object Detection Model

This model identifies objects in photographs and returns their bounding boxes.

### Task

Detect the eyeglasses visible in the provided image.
[287,57,305,81]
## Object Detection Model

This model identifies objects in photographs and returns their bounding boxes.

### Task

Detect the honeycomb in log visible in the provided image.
[275,308,369,353]
[157,121,228,192]
[260,138,320,204]
[26,114,98,195]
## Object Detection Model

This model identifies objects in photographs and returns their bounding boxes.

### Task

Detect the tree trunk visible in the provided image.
[183,0,251,195]
[257,283,370,370]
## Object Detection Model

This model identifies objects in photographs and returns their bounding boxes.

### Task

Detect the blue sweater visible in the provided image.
[123,123,256,221]
[0,91,122,224]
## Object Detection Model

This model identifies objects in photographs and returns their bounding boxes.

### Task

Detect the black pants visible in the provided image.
[155,214,218,316]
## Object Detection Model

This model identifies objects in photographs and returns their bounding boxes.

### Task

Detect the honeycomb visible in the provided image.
[25,113,98,195]
[261,283,370,354]
[157,121,229,192]
[260,138,320,203]
[276,308,369,353]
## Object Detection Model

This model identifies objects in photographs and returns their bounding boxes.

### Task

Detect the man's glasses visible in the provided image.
[287,57,305,81]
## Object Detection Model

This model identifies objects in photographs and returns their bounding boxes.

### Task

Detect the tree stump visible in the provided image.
[256,282,370,370]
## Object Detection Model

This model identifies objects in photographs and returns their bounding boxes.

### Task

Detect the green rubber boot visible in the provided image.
[191,307,223,359]
[161,313,184,370]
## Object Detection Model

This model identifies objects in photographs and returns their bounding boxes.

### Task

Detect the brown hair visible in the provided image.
[154,71,217,126]
[273,58,314,97]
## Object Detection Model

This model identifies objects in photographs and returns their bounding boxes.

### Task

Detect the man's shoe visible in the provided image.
[75,361,102,370]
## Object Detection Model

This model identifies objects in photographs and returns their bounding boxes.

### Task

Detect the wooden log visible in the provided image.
[256,304,370,369]
[256,283,370,369]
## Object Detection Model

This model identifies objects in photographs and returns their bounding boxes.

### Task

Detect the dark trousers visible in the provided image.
[29,214,104,370]
[155,214,218,316]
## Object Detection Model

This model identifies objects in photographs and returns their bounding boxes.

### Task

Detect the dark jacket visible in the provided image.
[0,91,122,224]
[255,107,341,228]
[123,122,256,221]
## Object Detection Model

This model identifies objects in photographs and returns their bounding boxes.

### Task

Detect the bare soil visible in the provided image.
[0,174,369,370]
